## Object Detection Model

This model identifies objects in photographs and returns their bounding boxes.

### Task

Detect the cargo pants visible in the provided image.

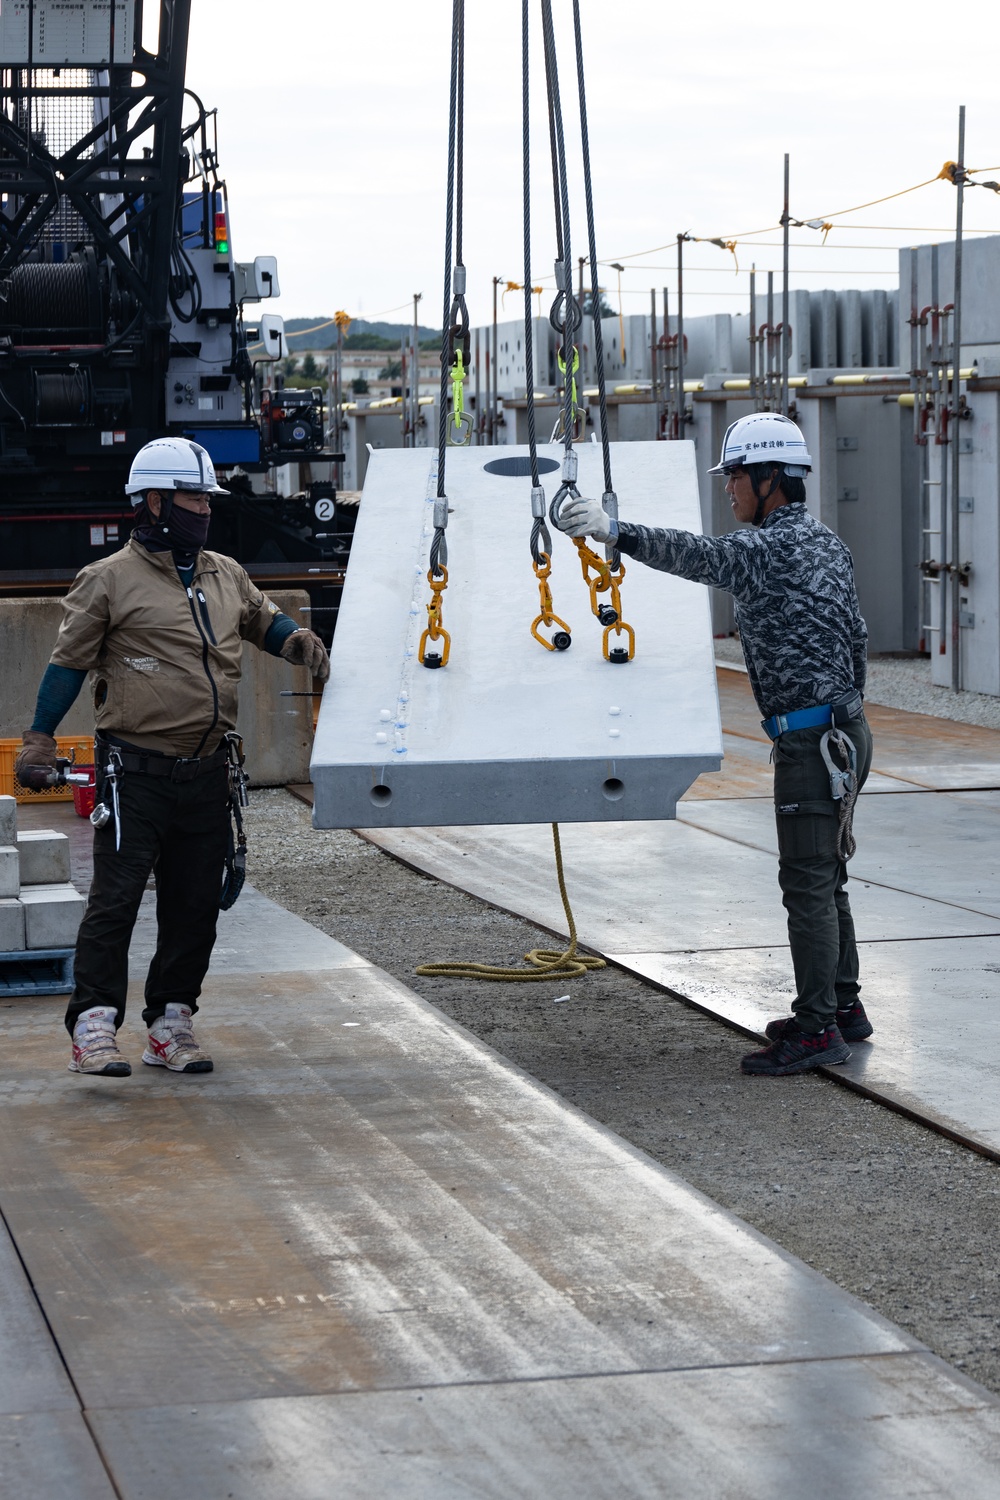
[772,716,874,1033]
[65,760,230,1035]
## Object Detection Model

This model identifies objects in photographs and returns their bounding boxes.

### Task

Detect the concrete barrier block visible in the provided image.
[0,846,18,899]
[0,796,15,847]
[20,884,85,949]
[236,589,314,787]
[17,830,71,886]
[0,600,95,739]
[0,898,25,952]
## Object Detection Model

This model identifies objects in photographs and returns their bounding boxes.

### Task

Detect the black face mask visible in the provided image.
[164,502,211,554]
[133,497,211,561]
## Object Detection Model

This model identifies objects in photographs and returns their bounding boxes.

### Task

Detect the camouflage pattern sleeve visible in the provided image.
[616,523,761,599]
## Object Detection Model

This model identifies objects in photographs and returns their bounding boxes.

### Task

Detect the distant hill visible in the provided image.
[282,318,442,350]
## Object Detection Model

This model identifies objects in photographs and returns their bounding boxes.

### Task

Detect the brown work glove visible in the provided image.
[280,628,330,681]
[15,729,59,789]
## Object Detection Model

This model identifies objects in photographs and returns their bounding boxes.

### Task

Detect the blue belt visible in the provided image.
[761,704,834,741]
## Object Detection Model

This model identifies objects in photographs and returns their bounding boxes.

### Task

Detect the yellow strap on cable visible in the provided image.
[415,823,606,981]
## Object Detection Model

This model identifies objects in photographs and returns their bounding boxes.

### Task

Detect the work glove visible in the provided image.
[553,495,614,543]
[15,730,59,789]
[280,628,330,681]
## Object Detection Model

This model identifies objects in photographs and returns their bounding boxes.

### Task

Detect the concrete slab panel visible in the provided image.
[0,1411,116,1500]
[19,883,84,948]
[311,442,722,828]
[127,884,371,978]
[0,796,15,847]
[0,1217,78,1417]
[0,898,24,951]
[0,847,17,899]
[87,1353,1000,1500]
[615,936,1000,1156]
[16,829,70,886]
[717,663,1000,791]
[0,964,911,1412]
[677,791,1000,919]
[361,822,1000,953]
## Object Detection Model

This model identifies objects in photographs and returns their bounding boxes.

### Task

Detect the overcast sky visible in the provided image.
[185,0,1000,329]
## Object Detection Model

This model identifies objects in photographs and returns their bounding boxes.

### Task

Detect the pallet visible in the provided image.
[0,947,74,997]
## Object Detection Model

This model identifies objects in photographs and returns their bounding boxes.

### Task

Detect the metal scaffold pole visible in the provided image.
[676,233,685,437]
[781,152,790,416]
[412,291,422,448]
[749,266,758,410]
[950,106,966,692]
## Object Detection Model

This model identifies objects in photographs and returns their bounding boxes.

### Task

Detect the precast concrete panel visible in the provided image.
[810,290,837,368]
[311,442,722,828]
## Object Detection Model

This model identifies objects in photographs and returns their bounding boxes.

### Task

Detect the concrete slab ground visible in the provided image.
[361,669,1000,1159]
[1,890,999,1494]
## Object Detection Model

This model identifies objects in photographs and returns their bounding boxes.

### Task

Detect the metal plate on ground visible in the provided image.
[311,442,722,828]
[87,1354,1000,1500]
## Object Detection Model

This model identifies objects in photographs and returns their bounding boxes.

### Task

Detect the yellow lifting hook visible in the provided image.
[448,352,474,446]
[418,567,452,668]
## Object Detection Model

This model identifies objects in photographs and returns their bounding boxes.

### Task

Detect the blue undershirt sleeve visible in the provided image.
[263,613,301,657]
[30,663,87,735]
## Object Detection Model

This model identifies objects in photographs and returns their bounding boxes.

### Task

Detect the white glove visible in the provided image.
[554,496,614,543]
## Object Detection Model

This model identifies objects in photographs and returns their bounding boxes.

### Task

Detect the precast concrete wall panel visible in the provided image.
[900,235,1000,354]
[957,389,1000,696]
[837,290,864,368]
[861,290,890,368]
[311,442,722,828]
[832,397,905,653]
[788,289,812,375]
[810,290,837,369]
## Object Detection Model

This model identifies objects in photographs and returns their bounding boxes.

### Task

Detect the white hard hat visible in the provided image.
[706,412,812,477]
[125,436,228,504]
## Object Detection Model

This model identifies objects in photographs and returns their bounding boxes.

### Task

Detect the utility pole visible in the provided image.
[492,274,502,440]
[950,107,966,691]
[676,234,686,438]
[578,255,587,382]
[411,291,422,449]
[781,152,790,415]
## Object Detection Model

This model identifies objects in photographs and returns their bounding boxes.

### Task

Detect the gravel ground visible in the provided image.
[247,789,1000,1395]
[714,634,1000,729]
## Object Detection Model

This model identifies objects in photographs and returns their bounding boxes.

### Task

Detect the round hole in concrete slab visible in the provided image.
[370,784,393,805]
[483,456,560,478]
[602,777,625,801]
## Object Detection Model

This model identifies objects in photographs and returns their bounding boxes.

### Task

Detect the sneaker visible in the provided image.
[742,1022,851,1076]
[765,1000,873,1046]
[69,1005,131,1077]
[142,1003,214,1074]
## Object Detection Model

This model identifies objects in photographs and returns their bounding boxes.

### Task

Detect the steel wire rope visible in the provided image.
[539,0,578,456]
[416,3,603,985]
[602,165,1000,265]
[572,0,613,504]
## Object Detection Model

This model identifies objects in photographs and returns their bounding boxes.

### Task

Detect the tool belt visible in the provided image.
[761,689,863,743]
[97,734,228,781]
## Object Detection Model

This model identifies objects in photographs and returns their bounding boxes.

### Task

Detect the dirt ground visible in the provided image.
[247,789,1000,1395]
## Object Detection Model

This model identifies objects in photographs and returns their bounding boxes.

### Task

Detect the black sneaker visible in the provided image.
[765,1000,873,1046]
[742,1022,851,1076]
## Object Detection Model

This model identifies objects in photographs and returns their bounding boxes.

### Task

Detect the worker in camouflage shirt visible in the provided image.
[555,412,873,1076]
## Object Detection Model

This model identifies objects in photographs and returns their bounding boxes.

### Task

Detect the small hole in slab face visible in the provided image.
[370,784,393,805]
[602,777,625,801]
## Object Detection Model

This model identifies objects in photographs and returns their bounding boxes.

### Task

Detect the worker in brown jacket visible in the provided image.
[16,437,330,1078]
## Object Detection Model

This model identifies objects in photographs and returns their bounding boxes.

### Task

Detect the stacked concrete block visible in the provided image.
[17,829,71,885]
[0,798,85,955]
[20,885,86,949]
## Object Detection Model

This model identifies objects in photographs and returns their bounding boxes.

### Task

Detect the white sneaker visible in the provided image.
[142,1003,214,1073]
[69,1005,131,1076]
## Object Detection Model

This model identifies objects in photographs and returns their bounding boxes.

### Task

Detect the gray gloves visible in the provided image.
[553,496,615,543]
[15,730,59,789]
[280,628,331,681]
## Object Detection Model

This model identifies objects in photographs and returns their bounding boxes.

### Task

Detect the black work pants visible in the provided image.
[772,716,873,1033]
[65,762,230,1034]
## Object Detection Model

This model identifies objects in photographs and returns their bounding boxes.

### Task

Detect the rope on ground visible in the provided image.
[414,822,606,982]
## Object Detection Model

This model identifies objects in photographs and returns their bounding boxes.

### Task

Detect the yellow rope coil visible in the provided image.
[415,823,606,982]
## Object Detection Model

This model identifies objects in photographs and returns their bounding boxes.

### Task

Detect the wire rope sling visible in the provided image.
[537,0,635,665]
[419,0,470,670]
